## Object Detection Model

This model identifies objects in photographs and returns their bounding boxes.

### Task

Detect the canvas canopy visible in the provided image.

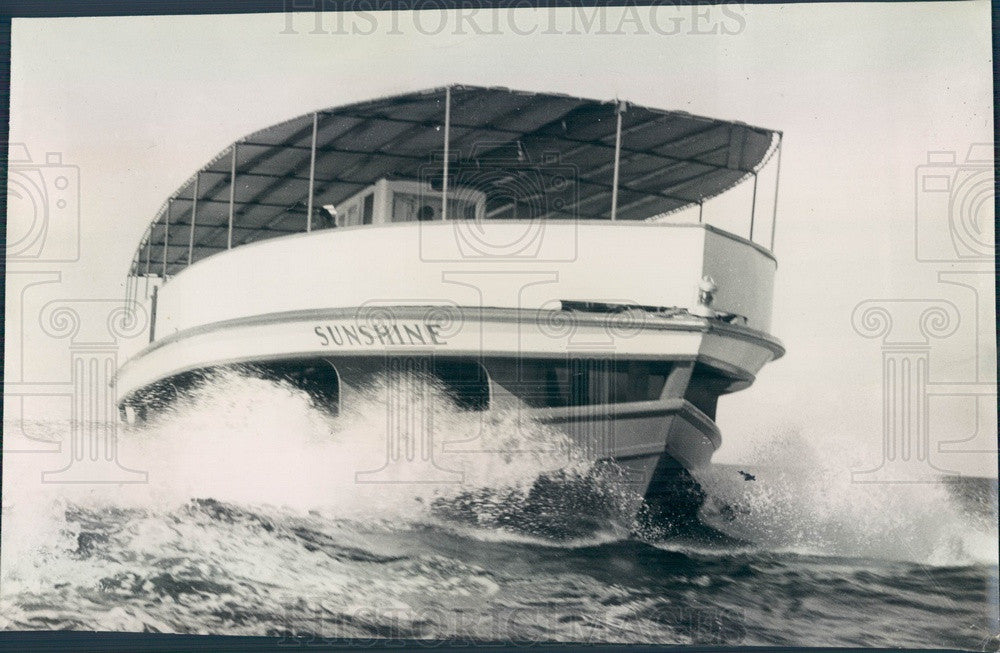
[129,85,780,278]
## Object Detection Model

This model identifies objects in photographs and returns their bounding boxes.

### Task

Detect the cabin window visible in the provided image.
[493,359,672,408]
[242,359,340,414]
[431,358,490,411]
[392,192,423,222]
[336,356,490,411]
[391,192,478,222]
[125,368,210,419]
[343,203,359,227]
[362,193,374,225]
[391,192,440,222]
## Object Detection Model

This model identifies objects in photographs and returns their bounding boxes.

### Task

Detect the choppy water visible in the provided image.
[2,373,998,648]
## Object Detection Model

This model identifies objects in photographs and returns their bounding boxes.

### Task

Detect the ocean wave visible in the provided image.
[2,371,996,646]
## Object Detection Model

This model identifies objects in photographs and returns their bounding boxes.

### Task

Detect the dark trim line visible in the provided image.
[115,306,781,407]
[125,303,784,364]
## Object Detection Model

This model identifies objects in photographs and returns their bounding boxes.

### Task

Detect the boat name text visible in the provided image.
[313,322,448,347]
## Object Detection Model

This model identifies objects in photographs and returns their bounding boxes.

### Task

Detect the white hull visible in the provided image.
[116,87,786,527]
[117,244,782,521]
[119,200,782,526]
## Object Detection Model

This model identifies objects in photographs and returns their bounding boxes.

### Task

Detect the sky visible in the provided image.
[5,2,996,477]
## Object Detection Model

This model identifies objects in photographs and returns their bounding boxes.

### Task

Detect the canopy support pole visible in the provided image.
[149,286,158,343]
[306,113,318,232]
[698,200,704,223]
[144,229,152,298]
[125,258,133,307]
[441,86,451,222]
[228,144,237,248]
[748,171,759,241]
[188,173,199,266]
[162,200,171,279]
[610,101,625,221]
[130,254,139,304]
[769,134,783,252]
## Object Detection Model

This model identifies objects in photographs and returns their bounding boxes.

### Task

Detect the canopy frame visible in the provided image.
[129,85,781,279]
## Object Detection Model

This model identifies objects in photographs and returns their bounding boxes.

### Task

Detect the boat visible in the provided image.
[116,85,784,525]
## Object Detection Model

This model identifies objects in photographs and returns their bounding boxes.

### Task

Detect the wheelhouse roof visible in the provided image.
[130,85,780,277]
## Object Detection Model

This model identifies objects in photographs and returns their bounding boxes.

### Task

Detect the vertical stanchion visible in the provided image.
[441,86,451,221]
[131,253,139,302]
[188,174,199,266]
[144,229,152,298]
[150,286,158,343]
[769,133,783,252]
[306,113,318,232]
[162,200,171,279]
[228,144,237,248]
[610,101,625,221]
[125,257,133,306]
[130,252,139,304]
[748,171,759,242]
